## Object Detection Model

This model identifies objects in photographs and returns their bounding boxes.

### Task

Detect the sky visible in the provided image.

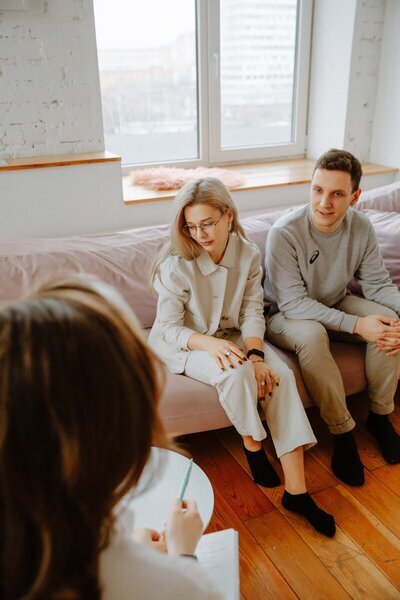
[93,0,196,50]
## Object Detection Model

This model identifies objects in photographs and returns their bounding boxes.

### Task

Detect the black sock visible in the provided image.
[282,490,336,537]
[243,445,280,488]
[331,430,364,486]
[367,412,400,464]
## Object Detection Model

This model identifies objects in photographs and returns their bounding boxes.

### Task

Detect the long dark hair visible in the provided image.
[0,274,168,599]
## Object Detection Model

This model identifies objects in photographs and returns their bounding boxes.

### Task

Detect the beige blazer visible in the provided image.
[148,234,266,373]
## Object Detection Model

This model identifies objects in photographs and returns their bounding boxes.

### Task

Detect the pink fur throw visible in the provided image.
[129,167,245,191]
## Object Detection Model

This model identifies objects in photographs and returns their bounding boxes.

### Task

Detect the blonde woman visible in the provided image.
[149,177,335,537]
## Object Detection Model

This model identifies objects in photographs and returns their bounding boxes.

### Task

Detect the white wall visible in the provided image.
[370,0,400,179]
[0,0,104,158]
[0,0,397,240]
[0,166,392,240]
[344,0,385,160]
[307,0,357,158]
[307,0,385,162]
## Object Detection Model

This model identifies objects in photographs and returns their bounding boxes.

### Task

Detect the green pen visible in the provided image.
[178,458,193,501]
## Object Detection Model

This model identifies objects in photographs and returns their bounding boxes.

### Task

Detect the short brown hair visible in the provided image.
[313,148,362,192]
[0,273,170,599]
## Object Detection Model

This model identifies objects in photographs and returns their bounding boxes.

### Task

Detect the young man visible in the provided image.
[264,148,400,486]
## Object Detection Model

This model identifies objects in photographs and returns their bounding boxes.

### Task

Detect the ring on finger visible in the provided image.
[225,349,231,357]
[260,381,266,386]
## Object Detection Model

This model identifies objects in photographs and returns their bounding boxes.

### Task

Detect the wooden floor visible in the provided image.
[183,387,400,600]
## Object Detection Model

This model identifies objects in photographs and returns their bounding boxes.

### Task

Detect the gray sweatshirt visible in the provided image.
[264,205,400,333]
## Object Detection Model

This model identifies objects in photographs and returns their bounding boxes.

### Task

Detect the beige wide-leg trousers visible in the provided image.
[267,296,400,435]
[184,336,316,458]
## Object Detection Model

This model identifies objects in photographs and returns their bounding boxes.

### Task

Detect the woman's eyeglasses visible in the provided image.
[183,214,225,237]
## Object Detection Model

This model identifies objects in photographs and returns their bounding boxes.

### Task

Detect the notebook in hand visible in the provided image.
[196,528,239,600]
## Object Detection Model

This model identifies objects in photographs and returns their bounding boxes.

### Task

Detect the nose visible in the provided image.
[320,194,332,208]
[197,227,208,239]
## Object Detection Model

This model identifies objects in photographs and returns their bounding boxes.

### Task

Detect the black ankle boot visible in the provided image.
[331,430,364,486]
[243,445,280,488]
[367,412,400,464]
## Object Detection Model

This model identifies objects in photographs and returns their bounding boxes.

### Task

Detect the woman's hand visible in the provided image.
[132,527,168,553]
[189,333,247,370]
[252,361,280,400]
[165,499,203,556]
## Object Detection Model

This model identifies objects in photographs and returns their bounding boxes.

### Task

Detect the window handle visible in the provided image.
[212,51,219,80]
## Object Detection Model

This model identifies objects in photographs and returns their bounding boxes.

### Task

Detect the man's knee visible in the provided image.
[294,321,330,354]
[376,306,398,321]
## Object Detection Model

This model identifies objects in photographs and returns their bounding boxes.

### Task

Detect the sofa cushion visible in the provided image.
[356,181,400,213]
[158,339,367,436]
[0,201,398,330]
[0,208,295,329]
[0,225,170,328]
[348,209,400,294]
[242,208,294,267]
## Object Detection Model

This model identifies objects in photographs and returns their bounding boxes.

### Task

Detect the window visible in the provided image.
[93,0,312,168]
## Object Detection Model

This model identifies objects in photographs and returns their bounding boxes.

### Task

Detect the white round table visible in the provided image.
[123,447,214,532]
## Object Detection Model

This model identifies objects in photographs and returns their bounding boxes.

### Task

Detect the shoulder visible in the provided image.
[156,254,193,286]
[268,206,307,246]
[238,235,262,260]
[159,254,187,273]
[271,205,308,232]
[347,208,374,231]
[101,537,220,600]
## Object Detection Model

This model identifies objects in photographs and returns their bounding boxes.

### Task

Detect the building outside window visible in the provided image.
[93,0,312,168]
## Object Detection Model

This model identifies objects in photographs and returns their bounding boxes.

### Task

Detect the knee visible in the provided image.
[226,361,256,386]
[375,306,398,321]
[295,321,329,353]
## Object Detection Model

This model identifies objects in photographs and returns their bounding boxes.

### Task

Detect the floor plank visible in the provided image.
[315,485,400,589]
[180,385,400,599]
[217,427,338,495]
[373,463,400,499]
[246,510,350,599]
[340,470,400,539]
[209,486,297,600]
[188,432,274,521]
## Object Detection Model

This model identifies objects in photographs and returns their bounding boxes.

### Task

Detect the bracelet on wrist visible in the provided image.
[247,348,265,360]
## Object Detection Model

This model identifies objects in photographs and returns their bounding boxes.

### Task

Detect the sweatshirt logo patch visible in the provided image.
[309,250,320,264]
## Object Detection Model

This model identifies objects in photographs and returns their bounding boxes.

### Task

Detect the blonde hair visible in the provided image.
[150,177,247,284]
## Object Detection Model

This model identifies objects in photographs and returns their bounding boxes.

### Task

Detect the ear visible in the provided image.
[226,208,233,223]
[350,188,362,207]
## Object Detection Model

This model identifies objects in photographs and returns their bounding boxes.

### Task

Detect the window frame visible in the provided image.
[118,0,312,175]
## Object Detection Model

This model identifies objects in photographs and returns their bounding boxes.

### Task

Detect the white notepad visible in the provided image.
[196,529,240,600]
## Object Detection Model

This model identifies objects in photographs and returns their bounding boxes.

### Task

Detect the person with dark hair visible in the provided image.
[265,148,400,487]
[0,274,222,600]
[149,177,336,538]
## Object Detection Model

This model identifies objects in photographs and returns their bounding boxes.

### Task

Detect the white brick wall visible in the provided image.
[0,0,104,158]
[308,0,386,162]
[344,0,386,161]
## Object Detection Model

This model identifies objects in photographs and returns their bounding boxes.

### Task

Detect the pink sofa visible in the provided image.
[1,182,399,436]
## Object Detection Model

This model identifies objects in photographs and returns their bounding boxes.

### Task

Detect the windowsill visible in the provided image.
[123,158,397,204]
[0,151,120,171]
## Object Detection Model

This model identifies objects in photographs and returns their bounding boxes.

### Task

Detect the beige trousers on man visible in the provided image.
[184,335,316,458]
[266,295,400,435]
